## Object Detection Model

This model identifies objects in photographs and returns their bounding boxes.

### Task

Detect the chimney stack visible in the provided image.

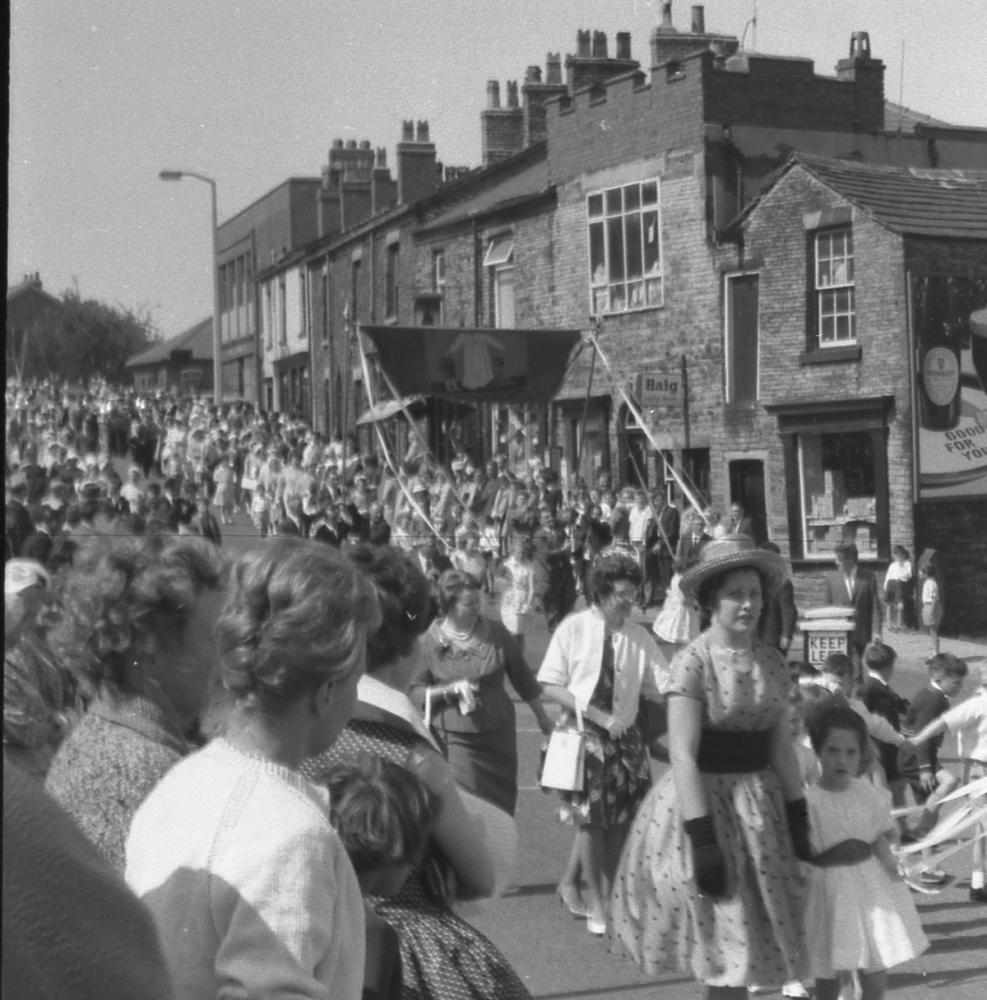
[397,118,439,205]
[481,78,524,166]
[661,2,674,29]
[546,52,562,84]
[577,29,591,57]
[691,6,705,34]
[836,31,885,130]
[566,27,639,93]
[523,52,568,145]
[487,80,501,108]
[616,32,632,60]
[506,81,519,108]
[592,31,608,58]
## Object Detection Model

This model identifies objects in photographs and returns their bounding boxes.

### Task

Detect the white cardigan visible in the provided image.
[537,606,667,728]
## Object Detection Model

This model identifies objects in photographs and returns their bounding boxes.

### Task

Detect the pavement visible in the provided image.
[215,513,987,999]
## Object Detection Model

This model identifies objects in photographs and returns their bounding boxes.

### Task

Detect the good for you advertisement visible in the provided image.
[912,273,987,499]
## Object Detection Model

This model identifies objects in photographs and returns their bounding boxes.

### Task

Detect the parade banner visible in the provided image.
[911,273,987,499]
[360,326,581,405]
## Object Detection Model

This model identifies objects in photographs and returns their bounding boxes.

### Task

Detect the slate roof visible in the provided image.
[126,317,213,367]
[742,153,987,240]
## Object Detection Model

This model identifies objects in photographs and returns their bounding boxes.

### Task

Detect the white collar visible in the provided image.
[356,674,441,752]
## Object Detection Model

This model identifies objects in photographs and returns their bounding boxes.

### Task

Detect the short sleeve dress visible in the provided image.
[804,779,928,978]
[610,632,806,990]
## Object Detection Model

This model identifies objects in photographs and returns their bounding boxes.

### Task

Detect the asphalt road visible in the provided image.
[217,513,987,1000]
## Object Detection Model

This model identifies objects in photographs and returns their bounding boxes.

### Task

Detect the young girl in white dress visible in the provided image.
[804,702,928,1000]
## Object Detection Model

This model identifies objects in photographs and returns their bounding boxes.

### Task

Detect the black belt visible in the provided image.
[697,728,773,773]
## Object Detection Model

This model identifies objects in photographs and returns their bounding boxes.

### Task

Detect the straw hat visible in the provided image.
[679,534,787,600]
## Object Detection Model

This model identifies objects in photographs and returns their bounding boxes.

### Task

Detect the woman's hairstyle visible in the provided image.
[217,539,380,710]
[892,545,910,559]
[588,549,642,604]
[345,544,432,669]
[807,701,868,755]
[434,568,482,616]
[323,754,438,873]
[45,532,227,697]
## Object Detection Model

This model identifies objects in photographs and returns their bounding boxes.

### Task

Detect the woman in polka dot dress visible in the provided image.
[611,536,809,997]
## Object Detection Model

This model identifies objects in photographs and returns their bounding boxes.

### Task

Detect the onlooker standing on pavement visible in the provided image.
[823,542,882,681]
[627,489,652,608]
[759,541,798,660]
[883,545,913,633]
[919,563,944,654]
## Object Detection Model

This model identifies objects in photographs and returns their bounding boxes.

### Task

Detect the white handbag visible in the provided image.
[539,708,586,792]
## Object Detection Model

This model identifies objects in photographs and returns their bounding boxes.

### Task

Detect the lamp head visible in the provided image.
[159,170,184,181]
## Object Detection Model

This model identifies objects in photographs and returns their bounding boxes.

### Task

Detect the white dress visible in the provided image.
[804,779,928,978]
[499,556,532,634]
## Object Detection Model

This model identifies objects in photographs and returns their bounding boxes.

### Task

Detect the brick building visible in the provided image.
[215,177,321,403]
[6,273,63,380]
[733,154,987,632]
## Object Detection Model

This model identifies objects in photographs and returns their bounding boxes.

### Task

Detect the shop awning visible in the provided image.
[359,325,581,405]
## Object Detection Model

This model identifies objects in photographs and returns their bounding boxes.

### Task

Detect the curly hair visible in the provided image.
[434,568,481,616]
[346,543,433,669]
[807,701,868,756]
[217,538,380,710]
[45,533,227,697]
[323,753,438,873]
[587,550,642,605]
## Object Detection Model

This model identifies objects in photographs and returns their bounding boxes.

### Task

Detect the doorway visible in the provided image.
[728,459,767,544]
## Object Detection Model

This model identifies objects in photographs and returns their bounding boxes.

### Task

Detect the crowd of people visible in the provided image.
[5,377,984,1000]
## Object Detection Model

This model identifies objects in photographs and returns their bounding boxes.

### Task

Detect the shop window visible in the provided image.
[813,228,856,347]
[767,397,892,561]
[587,179,662,315]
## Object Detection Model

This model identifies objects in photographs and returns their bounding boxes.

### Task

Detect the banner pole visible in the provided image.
[585,325,711,530]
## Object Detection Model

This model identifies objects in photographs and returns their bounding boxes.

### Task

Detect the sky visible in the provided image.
[8,0,987,339]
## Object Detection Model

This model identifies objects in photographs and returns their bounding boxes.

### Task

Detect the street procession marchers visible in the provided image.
[5,368,985,1000]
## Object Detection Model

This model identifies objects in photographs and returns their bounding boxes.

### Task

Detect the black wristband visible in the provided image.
[684,815,716,850]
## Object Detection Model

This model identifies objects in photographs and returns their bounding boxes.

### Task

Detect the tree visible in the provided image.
[25,290,157,384]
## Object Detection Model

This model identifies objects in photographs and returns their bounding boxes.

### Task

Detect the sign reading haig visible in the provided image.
[637,372,682,408]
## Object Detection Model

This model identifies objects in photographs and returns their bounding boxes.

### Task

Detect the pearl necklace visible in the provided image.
[441,619,475,644]
[712,642,755,674]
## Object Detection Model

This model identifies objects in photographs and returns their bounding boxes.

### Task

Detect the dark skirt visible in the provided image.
[442,724,519,816]
[557,716,651,829]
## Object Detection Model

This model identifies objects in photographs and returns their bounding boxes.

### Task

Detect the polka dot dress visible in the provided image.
[305,720,532,1000]
[609,634,806,990]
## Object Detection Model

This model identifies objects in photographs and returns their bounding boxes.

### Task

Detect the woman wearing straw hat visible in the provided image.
[611,535,810,997]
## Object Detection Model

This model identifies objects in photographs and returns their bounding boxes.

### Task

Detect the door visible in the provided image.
[729,459,767,544]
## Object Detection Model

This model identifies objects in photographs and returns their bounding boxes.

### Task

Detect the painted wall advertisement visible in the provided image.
[912,273,987,499]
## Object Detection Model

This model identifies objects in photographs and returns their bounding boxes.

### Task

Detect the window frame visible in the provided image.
[483,234,515,328]
[812,226,856,349]
[385,243,399,320]
[586,178,663,316]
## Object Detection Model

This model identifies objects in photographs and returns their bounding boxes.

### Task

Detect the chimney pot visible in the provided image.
[487,79,501,108]
[506,81,519,108]
[546,52,562,84]
[345,139,357,149]
[359,139,371,149]
[416,120,430,142]
[616,32,631,60]
[592,30,608,58]
[850,31,871,59]
[661,1,673,28]
[401,120,414,141]
[577,29,591,58]
[376,147,387,166]
[525,64,542,84]
[331,138,344,149]
[691,6,705,34]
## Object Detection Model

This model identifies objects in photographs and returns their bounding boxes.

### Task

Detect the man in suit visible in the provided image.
[726,501,754,537]
[645,491,680,606]
[759,542,798,657]
[822,542,882,681]
[674,508,711,574]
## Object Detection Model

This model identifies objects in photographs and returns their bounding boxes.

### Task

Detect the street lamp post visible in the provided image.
[159,169,222,405]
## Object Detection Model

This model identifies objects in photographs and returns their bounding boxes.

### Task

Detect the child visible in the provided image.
[883,545,912,632]
[323,756,436,1000]
[497,534,535,652]
[919,564,943,653]
[905,661,987,902]
[478,515,501,593]
[859,641,911,823]
[903,652,969,880]
[211,454,235,525]
[803,703,928,1000]
[819,652,906,785]
[249,481,271,538]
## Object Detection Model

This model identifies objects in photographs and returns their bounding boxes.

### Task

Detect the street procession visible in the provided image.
[6,3,987,999]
